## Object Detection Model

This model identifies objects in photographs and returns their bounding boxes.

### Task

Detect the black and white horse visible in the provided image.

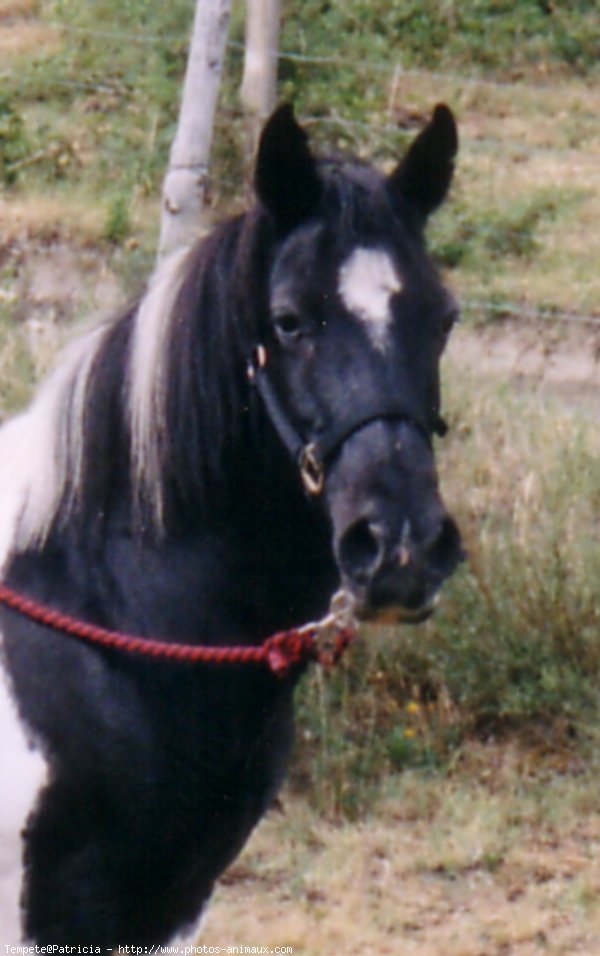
[0,104,463,944]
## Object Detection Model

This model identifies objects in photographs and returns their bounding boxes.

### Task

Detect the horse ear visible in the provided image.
[388,104,458,223]
[254,104,321,234]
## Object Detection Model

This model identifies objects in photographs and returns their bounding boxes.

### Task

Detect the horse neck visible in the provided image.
[3,212,338,639]
[182,425,339,635]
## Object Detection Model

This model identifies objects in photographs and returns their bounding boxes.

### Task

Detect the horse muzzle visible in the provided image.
[335,511,464,624]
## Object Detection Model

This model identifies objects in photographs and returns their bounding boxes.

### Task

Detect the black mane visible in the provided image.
[52,160,408,541]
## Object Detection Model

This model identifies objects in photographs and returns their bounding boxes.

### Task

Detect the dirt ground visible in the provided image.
[447,319,600,423]
[202,771,600,956]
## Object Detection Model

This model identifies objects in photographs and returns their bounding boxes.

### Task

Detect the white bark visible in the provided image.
[240,0,281,158]
[158,0,232,259]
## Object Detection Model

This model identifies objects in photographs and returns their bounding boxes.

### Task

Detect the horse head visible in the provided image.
[251,104,464,623]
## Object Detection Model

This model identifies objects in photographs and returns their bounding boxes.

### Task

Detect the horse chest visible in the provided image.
[1,617,295,944]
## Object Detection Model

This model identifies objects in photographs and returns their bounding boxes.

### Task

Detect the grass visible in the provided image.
[1,1,599,317]
[201,752,600,954]
[0,307,36,410]
[292,358,600,818]
[284,0,600,79]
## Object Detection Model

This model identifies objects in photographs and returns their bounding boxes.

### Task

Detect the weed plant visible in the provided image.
[0,307,36,413]
[292,364,600,817]
[430,189,587,270]
[0,97,30,184]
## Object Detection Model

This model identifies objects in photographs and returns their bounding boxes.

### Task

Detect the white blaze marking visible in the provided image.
[338,247,402,350]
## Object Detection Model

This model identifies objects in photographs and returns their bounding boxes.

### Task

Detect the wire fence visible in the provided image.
[462,299,600,329]
[4,31,595,164]
[3,12,600,331]
[41,22,588,93]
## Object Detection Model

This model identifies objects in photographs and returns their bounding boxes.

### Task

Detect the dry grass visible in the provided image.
[0,193,161,247]
[392,76,600,316]
[0,19,59,57]
[0,0,38,18]
[202,752,600,955]
[0,194,107,244]
[446,322,600,422]
[453,141,600,312]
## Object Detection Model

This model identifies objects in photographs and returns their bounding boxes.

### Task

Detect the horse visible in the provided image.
[0,102,463,944]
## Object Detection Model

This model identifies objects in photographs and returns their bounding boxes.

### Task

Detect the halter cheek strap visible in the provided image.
[247,345,446,496]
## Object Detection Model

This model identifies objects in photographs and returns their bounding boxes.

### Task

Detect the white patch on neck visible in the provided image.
[338,247,402,350]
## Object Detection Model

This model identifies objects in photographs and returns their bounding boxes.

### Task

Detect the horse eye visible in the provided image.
[273,311,302,339]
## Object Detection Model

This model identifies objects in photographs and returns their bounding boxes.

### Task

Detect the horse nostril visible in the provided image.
[338,518,384,584]
[427,515,464,575]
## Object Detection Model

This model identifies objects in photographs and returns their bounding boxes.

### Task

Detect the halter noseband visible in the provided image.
[248,344,446,496]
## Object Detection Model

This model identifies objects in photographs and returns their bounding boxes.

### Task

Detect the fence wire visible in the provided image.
[45,22,583,94]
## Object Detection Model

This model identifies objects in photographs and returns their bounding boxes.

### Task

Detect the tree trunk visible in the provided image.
[159,0,232,259]
[240,0,281,162]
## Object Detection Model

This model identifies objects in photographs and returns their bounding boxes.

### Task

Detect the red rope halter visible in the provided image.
[0,583,356,677]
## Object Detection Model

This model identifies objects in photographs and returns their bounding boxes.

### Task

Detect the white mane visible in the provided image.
[127,245,192,529]
[0,324,108,566]
[0,246,192,565]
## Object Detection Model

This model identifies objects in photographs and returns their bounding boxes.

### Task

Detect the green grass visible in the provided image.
[0,95,30,183]
[0,306,37,413]
[431,188,588,269]
[280,0,600,80]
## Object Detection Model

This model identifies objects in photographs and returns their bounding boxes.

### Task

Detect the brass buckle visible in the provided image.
[247,344,268,382]
[299,443,324,496]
